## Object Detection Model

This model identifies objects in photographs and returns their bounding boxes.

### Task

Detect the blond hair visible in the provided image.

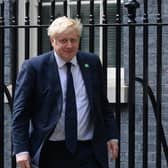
[48,16,82,39]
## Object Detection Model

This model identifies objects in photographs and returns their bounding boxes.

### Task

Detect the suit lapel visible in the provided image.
[48,52,60,87]
[48,52,63,114]
[77,52,94,109]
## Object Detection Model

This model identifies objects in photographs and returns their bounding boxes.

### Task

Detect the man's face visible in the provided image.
[51,27,80,62]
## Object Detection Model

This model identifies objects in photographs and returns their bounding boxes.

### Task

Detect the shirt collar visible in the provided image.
[54,51,77,68]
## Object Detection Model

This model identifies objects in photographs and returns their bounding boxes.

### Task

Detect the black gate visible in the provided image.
[0,0,168,168]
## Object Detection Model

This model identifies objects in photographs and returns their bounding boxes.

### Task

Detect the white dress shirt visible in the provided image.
[49,51,94,141]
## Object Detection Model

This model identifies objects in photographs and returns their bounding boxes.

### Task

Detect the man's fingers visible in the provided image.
[18,160,31,168]
[16,153,31,168]
[107,140,119,160]
[112,147,119,160]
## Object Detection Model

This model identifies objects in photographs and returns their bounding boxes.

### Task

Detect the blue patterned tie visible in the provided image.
[65,62,77,153]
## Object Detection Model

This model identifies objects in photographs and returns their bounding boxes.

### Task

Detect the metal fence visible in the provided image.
[0,0,168,168]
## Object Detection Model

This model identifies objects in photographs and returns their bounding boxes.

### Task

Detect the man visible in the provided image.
[12,16,119,168]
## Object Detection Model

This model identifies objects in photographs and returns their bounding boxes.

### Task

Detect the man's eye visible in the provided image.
[61,39,67,43]
[71,39,76,43]
[59,39,78,44]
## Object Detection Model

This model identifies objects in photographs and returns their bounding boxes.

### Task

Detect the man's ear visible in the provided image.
[50,38,55,47]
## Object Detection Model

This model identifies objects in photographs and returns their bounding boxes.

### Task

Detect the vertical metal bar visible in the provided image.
[102,0,107,95]
[63,0,67,17]
[89,0,94,52]
[143,0,149,167]
[0,2,4,168]
[128,22,136,168]
[124,1,139,168]
[37,0,42,54]
[115,0,121,167]
[25,0,30,59]
[50,0,55,50]
[11,1,18,167]
[11,0,18,97]
[76,0,81,19]
[76,0,81,49]
[156,0,162,167]
[50,0,55,23]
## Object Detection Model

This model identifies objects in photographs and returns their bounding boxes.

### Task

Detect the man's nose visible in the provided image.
[66,40,73,47]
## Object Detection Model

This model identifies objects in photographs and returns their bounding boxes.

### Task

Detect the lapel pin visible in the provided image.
[84,64,89,68]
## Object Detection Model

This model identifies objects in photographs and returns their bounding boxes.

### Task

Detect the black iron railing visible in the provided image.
[0,0,168,168]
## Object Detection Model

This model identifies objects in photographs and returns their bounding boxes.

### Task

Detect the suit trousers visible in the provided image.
[39,140,102,168]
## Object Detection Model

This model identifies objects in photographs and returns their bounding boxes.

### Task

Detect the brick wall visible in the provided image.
[4,0,12,167]
[121,0,168,167]
[3,0,168,168]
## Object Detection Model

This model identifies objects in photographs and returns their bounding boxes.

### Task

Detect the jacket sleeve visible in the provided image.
[96,57,119,140]
[12,60,35,154]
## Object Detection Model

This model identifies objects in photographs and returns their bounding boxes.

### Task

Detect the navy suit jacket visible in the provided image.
[12,51,118,168]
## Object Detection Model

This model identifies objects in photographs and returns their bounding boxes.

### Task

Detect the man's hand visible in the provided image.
[107,139,119,160]
[16,153,31,168]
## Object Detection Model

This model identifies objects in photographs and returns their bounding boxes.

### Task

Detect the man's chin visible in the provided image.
[62,56,74,62]
[64,54,75,59]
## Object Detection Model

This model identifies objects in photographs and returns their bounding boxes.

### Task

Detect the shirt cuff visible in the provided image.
[16,151,29,157]
[111,139,119,143]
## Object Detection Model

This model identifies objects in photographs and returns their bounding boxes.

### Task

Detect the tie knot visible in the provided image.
[66,62,72,71]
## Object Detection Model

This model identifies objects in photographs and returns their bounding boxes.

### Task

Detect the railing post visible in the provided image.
[142,0,149,167]
[11,1,18,167]
[102,0,107,96]
[76,0,81,49]
[63,0,67,17]
[89,0,94,52]
[124,0,139,168]
[50,0,55,23]
[115,0,122,167]
[25,0,30,59]
[0,2,4,168]
[124,0,139,23]
[156,1,162,167]
[37,0,42,54]
[11,0,18,96]
[76,0,81,19]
